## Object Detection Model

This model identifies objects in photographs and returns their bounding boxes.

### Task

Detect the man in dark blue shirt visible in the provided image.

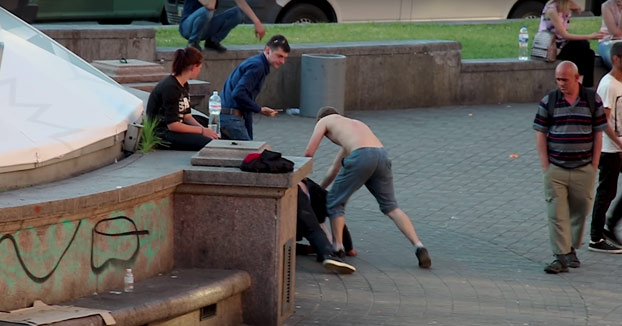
[179,0,266,52]
[219,34,290,140]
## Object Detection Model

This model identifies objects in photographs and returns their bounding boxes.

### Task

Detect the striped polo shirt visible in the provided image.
[533,87,607,169]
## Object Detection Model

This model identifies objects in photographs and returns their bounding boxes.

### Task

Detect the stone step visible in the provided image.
[47,269,251,326]
[91,58,213,112]
[92,59,169,84]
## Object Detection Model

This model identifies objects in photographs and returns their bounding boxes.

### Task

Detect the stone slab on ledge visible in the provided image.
[191,140,271,167]
[91,59,168,84]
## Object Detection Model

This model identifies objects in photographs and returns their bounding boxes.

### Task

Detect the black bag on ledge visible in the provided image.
[240,149,294,173]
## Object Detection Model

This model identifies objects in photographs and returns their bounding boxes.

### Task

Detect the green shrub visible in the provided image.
[139,117,169,153]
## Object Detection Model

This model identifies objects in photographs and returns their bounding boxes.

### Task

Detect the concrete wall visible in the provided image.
[459,58,608,105]
[37,25,608,110]
[39,25,156,62]
[156,41,463,111]
[0,151,311,326]
[0,174,179,311]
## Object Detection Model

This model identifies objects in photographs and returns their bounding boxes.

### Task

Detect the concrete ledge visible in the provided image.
[0,150,311,325]
[63,269,251,326]
[156,40,463,111]
[0,133,126,192]
[459,57,608,105]
[37,25,156,62]
[461,58,555,72]
[35,24,609,110]
[0,153,184,224]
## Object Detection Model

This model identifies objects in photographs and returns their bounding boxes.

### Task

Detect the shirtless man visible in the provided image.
[304,106,431,268]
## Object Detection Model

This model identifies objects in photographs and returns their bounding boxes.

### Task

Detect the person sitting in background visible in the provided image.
[146,47,218,150]
[539,0,605,87]
[598,0,622,69]
[178,0,266,52]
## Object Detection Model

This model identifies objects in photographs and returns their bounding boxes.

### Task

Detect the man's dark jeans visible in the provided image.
[591,152,622,242]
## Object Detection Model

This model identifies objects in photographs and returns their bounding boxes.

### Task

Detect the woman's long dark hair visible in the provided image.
[172,46,203,76]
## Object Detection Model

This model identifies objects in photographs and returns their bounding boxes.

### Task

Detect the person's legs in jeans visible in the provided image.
[203,7,244,43]
[304,178,357,255]
[297,186,334,260]
[598,41,614,70]
[220,115,251,140]
[179,7,214,45]
[590,153,620,242]
[607,153,622,238]
[297,184,356,273]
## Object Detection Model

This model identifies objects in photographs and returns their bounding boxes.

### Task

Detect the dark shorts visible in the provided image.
[327,147,398,219]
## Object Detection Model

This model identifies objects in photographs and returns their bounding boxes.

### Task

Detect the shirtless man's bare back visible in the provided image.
[304,106,431,268]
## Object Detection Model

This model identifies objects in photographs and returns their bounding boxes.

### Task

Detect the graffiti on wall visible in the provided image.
[0,199,172,310]
[91,216,150,274]
[0,216,150,283]
[0,220,82,283]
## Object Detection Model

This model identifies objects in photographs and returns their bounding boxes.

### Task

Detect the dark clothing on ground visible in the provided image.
[557,40,596,87]
[146,75,211,150]
[297,179,353,259]
[220,53,270,140]
[591,152,622,241]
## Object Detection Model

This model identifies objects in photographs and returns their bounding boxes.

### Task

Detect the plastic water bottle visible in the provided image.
[124,268,134,293]
[208,91,221,135]
[518,25,529,61]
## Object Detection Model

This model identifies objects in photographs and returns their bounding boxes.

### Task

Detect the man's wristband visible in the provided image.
[200,126,204,135]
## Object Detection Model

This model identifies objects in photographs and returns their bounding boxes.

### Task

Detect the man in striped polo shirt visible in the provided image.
[534,61,608,274]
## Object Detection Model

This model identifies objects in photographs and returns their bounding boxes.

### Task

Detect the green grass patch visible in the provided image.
[157,17,602,59]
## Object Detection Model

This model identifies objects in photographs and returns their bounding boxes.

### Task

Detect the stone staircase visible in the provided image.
[92,59,212,114]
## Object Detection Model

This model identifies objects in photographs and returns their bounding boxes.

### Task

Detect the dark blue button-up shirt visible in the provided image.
[221,52,270,139]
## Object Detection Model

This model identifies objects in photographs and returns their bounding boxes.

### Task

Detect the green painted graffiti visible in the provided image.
[0,220,81,283]
[0,200,168,289]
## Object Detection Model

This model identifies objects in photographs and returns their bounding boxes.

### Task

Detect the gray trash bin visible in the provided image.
[300,53,346,118]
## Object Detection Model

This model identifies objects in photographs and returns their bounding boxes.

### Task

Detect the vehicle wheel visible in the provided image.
[279,4,329,23]
[509,1,544,19]
[160,8,170,25]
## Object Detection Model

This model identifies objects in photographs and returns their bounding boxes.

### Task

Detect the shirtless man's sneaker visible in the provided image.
[416,247,431,268]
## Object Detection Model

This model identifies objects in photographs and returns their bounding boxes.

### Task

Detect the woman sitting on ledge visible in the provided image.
[146,46,218,150]
[539,0,605,87]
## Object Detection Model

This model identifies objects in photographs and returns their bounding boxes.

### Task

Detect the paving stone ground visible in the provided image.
[251,103,622,326]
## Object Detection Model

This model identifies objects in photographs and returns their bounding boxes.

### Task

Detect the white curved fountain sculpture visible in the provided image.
[0,8,143,189]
